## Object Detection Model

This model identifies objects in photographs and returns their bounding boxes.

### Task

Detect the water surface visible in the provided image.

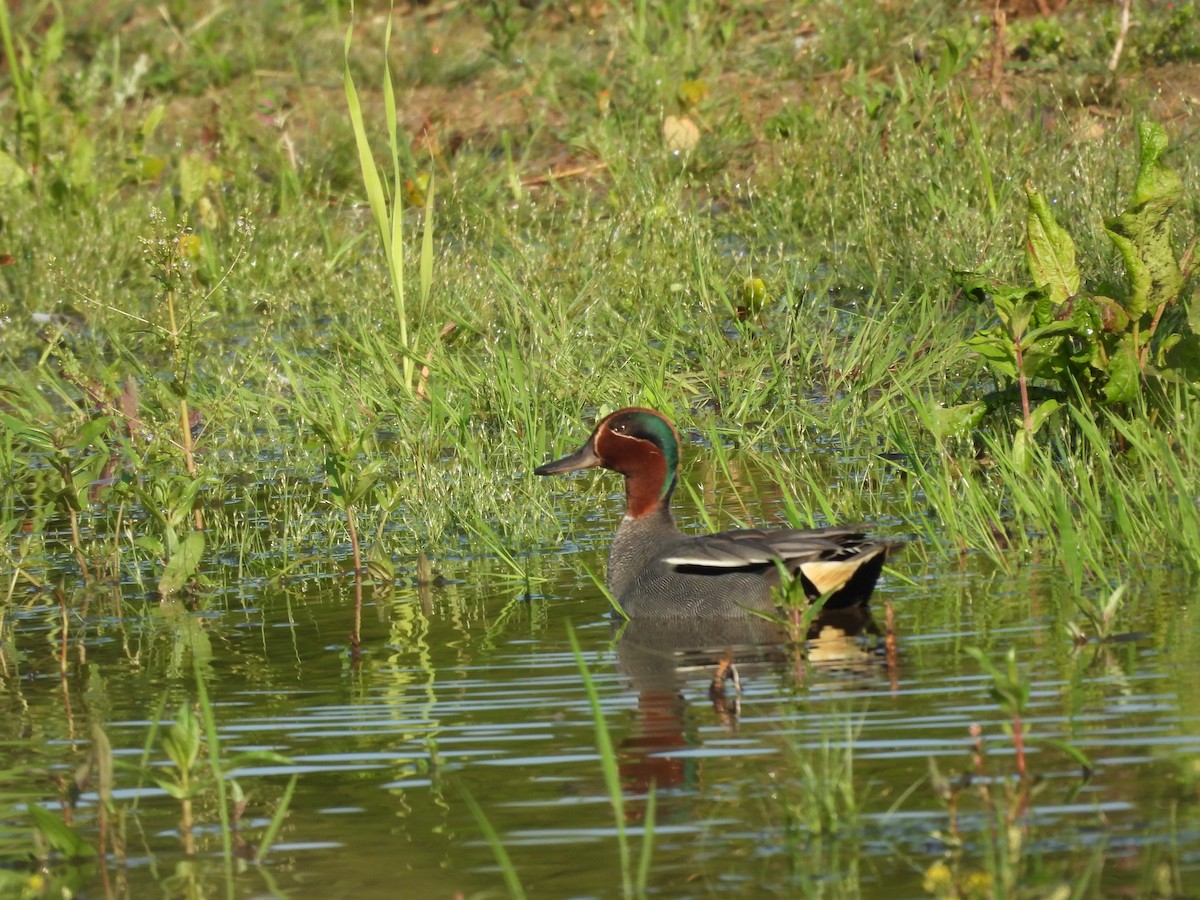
[4,470,1200,898]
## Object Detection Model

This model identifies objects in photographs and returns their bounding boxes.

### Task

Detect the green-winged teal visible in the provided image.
[535,407,897,618]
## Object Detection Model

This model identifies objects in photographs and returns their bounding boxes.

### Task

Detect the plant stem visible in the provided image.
[885,598,899,689]
[1107,0,1133,76]
[68,506,89,585]
[164,276,204,531]
[1012,712,1026,780]
[59,587,69,676]
[347,504,363,660]
[180,783,195,855]
[1014,342,1032,433]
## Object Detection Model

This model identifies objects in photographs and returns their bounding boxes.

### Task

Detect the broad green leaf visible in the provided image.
[134,535,164,556]
[964,329,1018,379]
[151,777,192,800]
[1022,319,1083,345]
[141,104,166,141]
[325,455,347,504]
[347,459,387,505]
[1103,332,1141,405]
[162,703,201,770]
[1012,425,1033,473]
[994,291,1053,340]
[1085,295,1129,334]
[1018,336,1063,379]
[1,413,54,450]
[70,415,112,451]
[1157,332,1183,362]
[0,148,30,191]
[72,451,110,498]
[1157,331,1200,383]
[367,541,395,583]
[68,131,95,191]
[1024,182,1079,306]
[1104,219,1176,321]
[1186,284,1200,337]
[1103,122,1184,320]
[179,151,219,207]
[925,400,986,441]
[1131,121,1183,208]
[28,804,96,859]
[954,271,1040,306]
[58,484,83,514]
[160,530,204,594]
[41,14,65,66]
[130,481,172,529]
[223,750,294,772]
[1033,736,1094,772]
[1028,398,1061,434]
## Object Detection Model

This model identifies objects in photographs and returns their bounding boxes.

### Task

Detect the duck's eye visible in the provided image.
[612,422,628,434]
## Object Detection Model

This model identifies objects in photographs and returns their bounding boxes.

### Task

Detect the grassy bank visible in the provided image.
[3,1,1198,598]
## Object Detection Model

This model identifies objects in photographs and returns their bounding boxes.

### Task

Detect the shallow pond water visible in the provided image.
[4,475,1200,898]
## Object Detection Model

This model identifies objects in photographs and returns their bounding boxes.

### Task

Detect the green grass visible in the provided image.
[0,0,1193,651]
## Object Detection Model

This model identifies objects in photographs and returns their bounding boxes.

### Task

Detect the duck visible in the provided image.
[535,407,897,619]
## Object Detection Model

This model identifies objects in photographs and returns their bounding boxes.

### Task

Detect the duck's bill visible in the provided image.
[534,442,602,475]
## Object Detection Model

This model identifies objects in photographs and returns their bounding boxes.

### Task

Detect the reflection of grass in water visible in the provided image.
[745,710,870,898]
[783,717,864,841]
[922,647,1104,899]
[17,663,298,896]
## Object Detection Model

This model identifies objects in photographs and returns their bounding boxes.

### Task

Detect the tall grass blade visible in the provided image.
[566,623,644,898]
[342,31,391,269]
[582,562,627,620]
[344,14,413,389]
[962,88,997,220]
[0,1,30,121]
[460,785,527,900]
[382,16,406,336]
[420,174,435,310]
[254,774,298,863]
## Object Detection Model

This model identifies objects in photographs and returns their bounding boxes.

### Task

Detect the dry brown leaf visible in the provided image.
[663,115,700,153]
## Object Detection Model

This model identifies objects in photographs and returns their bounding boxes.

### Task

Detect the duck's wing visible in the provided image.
[662,525,897,600]
[662,524,876,568]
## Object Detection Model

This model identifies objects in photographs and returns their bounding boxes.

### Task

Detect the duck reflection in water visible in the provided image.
[613,606,889,811]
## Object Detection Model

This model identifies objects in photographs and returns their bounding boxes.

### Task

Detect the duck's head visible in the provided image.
[535,407,681,518]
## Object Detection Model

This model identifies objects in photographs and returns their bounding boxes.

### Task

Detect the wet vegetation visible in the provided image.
[2,0,1200,896]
